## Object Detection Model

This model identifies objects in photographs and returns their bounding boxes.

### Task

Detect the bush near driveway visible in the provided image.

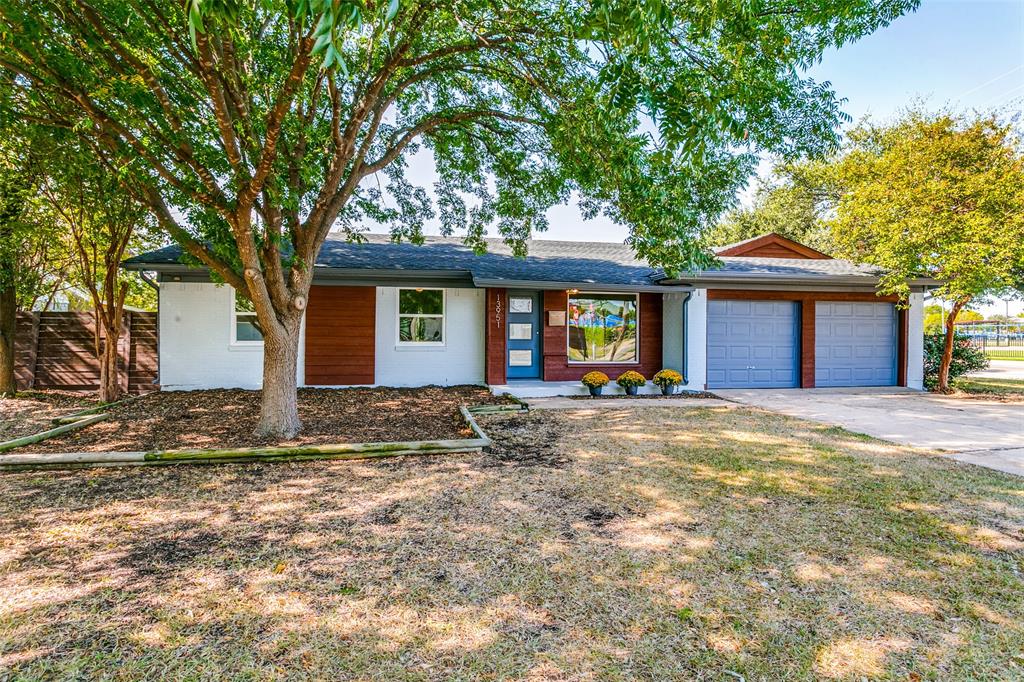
[923,333,988,390]
[1,406,1022,680]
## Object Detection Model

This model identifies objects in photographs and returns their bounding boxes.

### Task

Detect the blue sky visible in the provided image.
[810,0,1024,123]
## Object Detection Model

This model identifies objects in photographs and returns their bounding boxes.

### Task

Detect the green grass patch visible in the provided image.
[952,376,1024,398]
[984,350,1024,361]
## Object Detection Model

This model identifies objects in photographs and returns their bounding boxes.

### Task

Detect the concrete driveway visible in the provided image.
[970,359,1024,381]
[713,387,1024,477]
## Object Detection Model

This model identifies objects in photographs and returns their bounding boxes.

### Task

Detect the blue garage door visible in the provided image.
[815,302,896,387]
[707,300,799,388]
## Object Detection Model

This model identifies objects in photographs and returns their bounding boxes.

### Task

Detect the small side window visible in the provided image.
[232,292,263,344]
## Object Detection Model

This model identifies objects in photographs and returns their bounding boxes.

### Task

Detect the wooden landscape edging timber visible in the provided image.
[0,402,522,471]
[0,414,111,454]
[0,395,146,454]
[49,395,143,424]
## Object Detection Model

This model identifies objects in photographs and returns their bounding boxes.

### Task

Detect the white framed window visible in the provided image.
[397,288,445,345]
[231,292,263,345]
[567,292,639,364]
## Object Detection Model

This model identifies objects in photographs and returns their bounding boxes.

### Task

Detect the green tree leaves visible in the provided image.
[2,0,920,277]
[829,110,1024,304]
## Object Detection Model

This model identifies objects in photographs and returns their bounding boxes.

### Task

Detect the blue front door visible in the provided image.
[506,291,541,379]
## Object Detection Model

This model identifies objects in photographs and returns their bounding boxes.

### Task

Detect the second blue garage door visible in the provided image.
[815,302,897,387]
[707,300,799,388]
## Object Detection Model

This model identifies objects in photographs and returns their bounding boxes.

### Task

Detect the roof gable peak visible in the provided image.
[715,233,832,260]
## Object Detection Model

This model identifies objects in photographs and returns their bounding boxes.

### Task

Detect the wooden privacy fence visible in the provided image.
[15,311,158,393]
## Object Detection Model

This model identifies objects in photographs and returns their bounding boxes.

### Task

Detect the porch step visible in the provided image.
[490,381,666,399]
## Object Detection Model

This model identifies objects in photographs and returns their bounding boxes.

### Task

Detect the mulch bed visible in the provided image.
[15,386,510,453]
[0,391,99,442]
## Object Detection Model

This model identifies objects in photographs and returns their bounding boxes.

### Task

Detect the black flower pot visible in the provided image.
[661,384,677,396]
[625,385,639,396]
[588,386,603,396]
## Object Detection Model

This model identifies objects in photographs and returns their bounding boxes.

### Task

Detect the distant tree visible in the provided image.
[957,310,984,323]
[0,0,919,435]
[0,76,72,395]
[39,144,159,402]
[829,109,1024,392]
[923,306,985,334]
[707,162,835,253]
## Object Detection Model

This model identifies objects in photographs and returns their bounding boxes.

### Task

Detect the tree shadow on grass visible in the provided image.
[1,406,1023,679]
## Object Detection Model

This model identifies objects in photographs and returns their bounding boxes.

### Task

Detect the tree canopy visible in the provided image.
[829,110,1024,302]
[0,0,919,432]
[923,304,983,335]
[827,109,1024,390]
[705,162,835,254]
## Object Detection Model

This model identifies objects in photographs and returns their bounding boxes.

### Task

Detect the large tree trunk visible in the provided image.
[97,316,122,403]
[938,298,968,393]
[0,281,16,396]
[257,316,302,439]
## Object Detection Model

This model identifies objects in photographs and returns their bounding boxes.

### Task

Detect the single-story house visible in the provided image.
[123,232,932,395]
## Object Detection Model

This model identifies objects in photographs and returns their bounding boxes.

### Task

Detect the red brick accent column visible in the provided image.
[484,288,507,385]
[897,307,909,387]
[801,300,815,388]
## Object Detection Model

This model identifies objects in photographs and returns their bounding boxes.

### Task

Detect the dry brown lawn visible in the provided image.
[0,392,98,442]
[1,405,1023,680]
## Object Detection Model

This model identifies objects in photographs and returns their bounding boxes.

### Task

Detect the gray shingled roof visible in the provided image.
[124,232,901,287]
[125,234,666,287]
[685,256,886,280]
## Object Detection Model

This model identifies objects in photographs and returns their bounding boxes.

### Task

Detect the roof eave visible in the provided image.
[661,272,941,291]
[471,276,692,293]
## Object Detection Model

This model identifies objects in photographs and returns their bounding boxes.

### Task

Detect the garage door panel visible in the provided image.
[816,302,896,387]
[707,345,727,360]
[728,301,752,316]
[707,300,799,389]
[708,320,728,336]
[833,322,855,337]
[773,369,796,383]
[854,345,875,359]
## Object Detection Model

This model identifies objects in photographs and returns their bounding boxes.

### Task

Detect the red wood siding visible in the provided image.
[800,300,816,388]
[485,288,507,385]
[706,291,900,303]
[897,307,908,387]
[735,243,819,259]
[706,289,908,388]
[542,290,662,382]
[304,285,376,385]
[717,233,832,260]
